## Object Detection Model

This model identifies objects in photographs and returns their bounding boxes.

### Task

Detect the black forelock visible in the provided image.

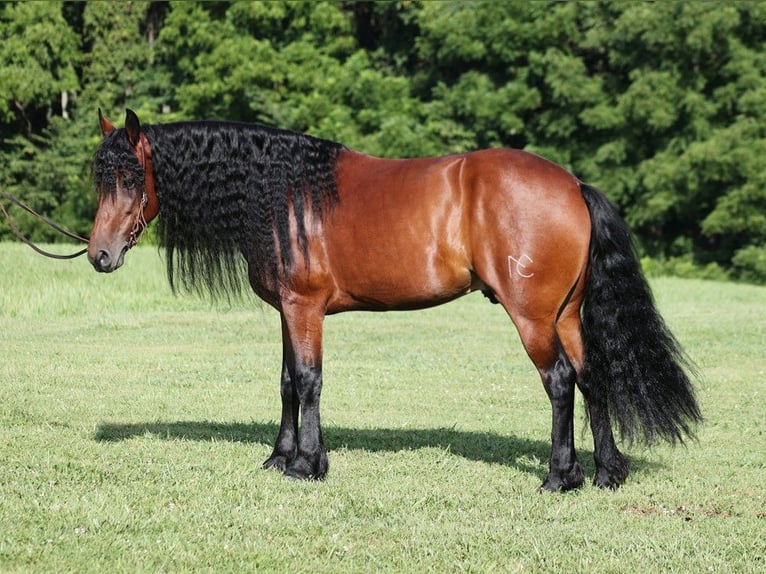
[92,129,144,194]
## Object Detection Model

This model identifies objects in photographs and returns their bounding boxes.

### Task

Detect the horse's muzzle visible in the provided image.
[89,247,126,273]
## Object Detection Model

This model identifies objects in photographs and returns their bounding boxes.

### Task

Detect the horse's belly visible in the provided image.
[324,234,473,312]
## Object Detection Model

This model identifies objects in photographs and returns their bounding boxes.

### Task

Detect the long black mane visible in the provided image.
[97,121,345,299]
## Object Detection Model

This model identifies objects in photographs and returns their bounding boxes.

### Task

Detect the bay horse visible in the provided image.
[88,109,701,491]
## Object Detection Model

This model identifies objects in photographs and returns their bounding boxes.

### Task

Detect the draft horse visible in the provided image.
[89,110,701,491]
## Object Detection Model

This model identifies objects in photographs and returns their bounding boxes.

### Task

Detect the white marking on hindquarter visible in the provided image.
[508,254,535,278]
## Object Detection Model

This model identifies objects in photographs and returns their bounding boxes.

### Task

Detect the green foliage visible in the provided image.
[1,118,95,241]
[640,256,730,283]
[731,245,766,284]
[0,2,79,125]
[2,0,766,282]
[81,1,168,113]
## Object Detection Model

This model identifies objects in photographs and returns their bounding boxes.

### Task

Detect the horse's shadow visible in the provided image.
[94,420,660,482]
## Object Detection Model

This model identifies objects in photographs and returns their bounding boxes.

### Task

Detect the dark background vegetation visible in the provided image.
[1,1,765,282]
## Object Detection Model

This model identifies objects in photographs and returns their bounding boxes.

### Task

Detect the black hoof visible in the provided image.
[593,469,623,490]
[593,453,630,490]
[283,451,328,481]
[540,462,585,493]
[263,453,291,473]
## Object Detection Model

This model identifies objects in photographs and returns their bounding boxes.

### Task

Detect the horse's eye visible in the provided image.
[119,172,141,191]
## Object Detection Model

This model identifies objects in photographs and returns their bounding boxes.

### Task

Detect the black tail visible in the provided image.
[579,183,701,445]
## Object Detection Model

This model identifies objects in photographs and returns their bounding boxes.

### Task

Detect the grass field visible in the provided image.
[1,242,764,572]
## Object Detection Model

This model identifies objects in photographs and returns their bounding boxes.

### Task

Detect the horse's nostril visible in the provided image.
[96,250,111,270]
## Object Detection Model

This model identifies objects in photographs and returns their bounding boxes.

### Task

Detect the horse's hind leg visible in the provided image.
[514,315,585,492]
[580,389,630,489]
[557,302,629,489]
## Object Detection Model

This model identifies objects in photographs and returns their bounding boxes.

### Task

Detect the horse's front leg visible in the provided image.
[262,358,299,472]
[284,360,327,480]
[269,303,328,480]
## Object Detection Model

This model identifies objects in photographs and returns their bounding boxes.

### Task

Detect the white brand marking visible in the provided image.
[508,254,534,278]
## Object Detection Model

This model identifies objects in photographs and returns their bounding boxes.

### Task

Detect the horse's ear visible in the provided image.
[98,108,115,136]
[124,108,141,148]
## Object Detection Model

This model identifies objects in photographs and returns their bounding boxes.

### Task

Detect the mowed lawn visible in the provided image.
[1,242,764,573]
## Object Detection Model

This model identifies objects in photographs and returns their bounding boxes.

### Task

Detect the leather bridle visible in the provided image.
[126,132,157,249]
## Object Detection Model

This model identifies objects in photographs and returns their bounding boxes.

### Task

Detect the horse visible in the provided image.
[88,109,701,491]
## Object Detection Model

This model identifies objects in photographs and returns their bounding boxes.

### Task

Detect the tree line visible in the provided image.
[1,1,765,282]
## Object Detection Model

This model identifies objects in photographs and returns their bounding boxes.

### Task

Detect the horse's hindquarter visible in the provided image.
[322,151,475,312]
[463,149,591,322]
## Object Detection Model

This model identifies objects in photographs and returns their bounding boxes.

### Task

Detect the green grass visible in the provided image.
[1,242,764,573]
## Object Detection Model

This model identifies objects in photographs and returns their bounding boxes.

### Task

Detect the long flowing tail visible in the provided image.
[579,183,702,444]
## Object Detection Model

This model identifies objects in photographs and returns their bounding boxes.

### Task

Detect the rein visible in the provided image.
[0,189,89,260]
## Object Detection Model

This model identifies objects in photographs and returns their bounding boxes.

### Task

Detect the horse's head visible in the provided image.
[88,109,159,273]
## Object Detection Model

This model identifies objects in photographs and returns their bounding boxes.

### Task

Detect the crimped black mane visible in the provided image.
[96,121,345,298]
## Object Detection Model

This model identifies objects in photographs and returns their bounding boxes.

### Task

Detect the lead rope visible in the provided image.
[0,189,88,260]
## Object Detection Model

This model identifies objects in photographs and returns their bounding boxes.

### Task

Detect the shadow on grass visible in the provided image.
[94,420,661,482]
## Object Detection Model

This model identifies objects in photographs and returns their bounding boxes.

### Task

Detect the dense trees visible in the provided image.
[1,1,765,282]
